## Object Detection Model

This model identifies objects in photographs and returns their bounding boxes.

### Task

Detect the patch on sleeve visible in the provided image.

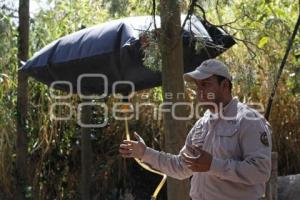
[260,131,269,147]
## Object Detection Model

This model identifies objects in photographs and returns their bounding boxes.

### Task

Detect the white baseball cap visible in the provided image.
[183,59,232,82]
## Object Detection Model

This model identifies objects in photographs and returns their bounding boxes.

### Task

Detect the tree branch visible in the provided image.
[181,0,197,35]
[264,10,300,120]
[195,3,207,22]
[152,0,157,32]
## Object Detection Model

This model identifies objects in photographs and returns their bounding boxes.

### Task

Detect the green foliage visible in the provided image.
[0,0,299,199]
[142,32,162,72]
[0,4,18,197]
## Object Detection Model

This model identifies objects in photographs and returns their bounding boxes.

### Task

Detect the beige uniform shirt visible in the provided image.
[142,97,272,200]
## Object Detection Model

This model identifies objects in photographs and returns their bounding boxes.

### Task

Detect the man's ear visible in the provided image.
[222,79,229,91]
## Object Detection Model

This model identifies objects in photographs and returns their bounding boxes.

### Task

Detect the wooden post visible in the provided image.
[264,152,278,200]
[80,101,93,200]
[16,0,30,199]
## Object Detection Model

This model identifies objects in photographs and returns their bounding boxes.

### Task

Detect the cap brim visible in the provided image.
[183,71,212,82]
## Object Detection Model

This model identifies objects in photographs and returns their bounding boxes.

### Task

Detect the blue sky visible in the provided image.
[2,0,54,16]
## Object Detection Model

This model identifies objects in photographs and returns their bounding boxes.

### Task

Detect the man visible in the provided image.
[119,59,272,200]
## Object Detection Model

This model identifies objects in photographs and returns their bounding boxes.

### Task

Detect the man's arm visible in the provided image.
[141,120,207,180]
[119,126,200,180]
[141,145,193,180]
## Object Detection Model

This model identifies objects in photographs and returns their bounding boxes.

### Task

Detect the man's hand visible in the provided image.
[182,146,212,172]
[119,132,146,159]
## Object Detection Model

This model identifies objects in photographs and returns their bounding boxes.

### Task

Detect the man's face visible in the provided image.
[193,76,224,110]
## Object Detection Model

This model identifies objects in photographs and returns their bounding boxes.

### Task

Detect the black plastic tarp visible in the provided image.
[20,15,235,95]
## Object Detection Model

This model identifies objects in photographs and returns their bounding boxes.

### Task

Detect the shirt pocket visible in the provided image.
[214,123,239,159]
[189,126,207,155]
[192,126,207,144]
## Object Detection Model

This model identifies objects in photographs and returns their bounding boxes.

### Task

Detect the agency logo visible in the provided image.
[49,74,265,127]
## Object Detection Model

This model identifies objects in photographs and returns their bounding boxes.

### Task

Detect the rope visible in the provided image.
[123,105,167,200]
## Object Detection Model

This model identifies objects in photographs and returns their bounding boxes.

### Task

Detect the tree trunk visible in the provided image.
[159,1,190,200]
[16,0,30,199]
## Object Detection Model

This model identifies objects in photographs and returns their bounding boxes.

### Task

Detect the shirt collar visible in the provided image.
[223,96,238,114]
[207,96,239,120]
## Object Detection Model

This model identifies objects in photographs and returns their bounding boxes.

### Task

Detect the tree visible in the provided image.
[159,1,190,200]
[16,0,29,199]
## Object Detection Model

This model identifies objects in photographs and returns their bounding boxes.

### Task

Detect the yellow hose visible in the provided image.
[123,105,167,200]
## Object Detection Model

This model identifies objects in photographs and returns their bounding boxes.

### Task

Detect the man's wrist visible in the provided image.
[138,145,146,159]
[141,147,160,163]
